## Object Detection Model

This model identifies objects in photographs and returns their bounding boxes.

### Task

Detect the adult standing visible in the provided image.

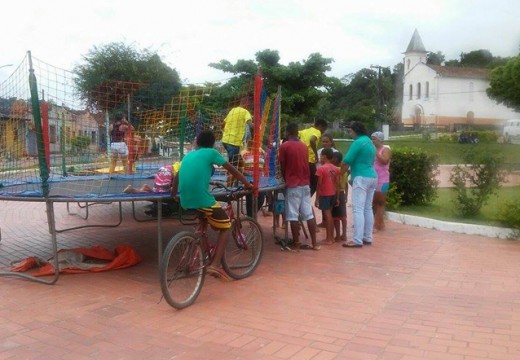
[279,122,319,251]
[298,119,328,196]
[109,113,132,174]
[221,98,253,172]
[371,131,392,231]
[341,121,377,248]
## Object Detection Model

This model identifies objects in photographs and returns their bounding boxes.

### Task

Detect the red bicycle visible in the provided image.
[159,182,264,309]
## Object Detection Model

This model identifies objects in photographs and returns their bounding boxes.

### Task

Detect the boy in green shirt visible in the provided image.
[172,130,253,279]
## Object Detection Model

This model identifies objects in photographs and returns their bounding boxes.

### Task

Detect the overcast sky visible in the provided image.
[1,0,519,84]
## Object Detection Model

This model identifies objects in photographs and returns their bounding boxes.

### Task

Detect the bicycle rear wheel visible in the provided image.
[222,216,264,280]
[160,231,205,309]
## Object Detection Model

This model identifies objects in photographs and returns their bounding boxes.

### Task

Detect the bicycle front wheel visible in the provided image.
[222,216,264,280]
[160,231,205,309]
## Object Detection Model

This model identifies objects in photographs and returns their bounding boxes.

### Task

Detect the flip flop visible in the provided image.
[312,245,321,251]
[206,266,232,281]
[299,244,313,250]
[342,242,362,248]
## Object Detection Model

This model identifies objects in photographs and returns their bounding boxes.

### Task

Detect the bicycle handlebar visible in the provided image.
[210,181,252,201]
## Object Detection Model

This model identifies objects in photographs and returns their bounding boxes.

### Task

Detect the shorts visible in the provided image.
[110,142,128,157]
[332,191,347,219]
[222,143,241,167]
[197,203,231,230]
[376,182,389,192]
[285,185,314,222]
[318,195,336,210]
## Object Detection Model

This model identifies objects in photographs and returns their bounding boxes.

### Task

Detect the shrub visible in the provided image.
[496,199,520,231]
[70,135,91,153]
[389,147,439,206]
[450,149,507,217]
[386,184,403,210]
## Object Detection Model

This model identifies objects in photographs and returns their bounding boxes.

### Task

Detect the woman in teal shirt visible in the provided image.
[342,121,377,247]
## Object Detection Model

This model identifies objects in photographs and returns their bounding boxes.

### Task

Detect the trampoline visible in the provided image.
[0,53,285,284]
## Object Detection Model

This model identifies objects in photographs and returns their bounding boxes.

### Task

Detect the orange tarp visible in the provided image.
[11,245,141,277]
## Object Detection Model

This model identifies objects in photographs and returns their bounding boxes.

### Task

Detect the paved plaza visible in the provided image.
[1,199,520,359]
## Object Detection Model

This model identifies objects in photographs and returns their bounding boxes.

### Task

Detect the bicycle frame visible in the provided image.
[194,195,250,268]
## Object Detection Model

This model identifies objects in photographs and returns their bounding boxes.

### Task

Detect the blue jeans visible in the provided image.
[222,143,241,167]
[351,176,377,245]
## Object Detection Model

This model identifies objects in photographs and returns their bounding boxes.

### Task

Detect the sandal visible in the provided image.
[312,244,321,251]
[342,241,362,248]
[299,244,313,250]
[206,266,232,281]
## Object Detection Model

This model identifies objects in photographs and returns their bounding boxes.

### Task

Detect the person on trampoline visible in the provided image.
[123,161,181,194]
[221,98,254,186]
[172,130,253,280]
[109,113,133,174]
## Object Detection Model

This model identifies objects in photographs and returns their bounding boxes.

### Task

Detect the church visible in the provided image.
[401,29,520,129]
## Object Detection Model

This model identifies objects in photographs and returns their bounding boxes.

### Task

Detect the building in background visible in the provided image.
[401,29,520,129]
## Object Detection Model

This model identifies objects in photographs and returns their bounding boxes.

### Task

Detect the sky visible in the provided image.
[1,0,519,84]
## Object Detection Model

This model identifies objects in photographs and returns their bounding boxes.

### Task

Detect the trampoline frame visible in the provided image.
[0,184,284,284]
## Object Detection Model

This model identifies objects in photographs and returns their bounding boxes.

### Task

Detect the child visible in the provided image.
[123,161,181,194]
[317,133,338,228]
[331,151,348,242]
[314,148,338,245]
[173,130,253,279]
[123,161,182,217]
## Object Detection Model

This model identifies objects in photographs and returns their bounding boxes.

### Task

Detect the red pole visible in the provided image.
[253,73,262,197]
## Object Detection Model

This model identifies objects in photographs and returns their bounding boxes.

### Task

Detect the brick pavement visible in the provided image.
[2,199,520,359]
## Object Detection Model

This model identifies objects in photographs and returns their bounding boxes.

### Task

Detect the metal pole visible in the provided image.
[28,51,49,197]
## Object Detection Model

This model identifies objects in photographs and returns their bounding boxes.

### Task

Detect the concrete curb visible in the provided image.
[386,211,517,239]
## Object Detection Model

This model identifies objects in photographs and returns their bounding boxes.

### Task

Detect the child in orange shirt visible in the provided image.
[315,148,339,245]
[331,152,348,242]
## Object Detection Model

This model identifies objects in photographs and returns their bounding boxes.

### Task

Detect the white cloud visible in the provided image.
[1,0,519,83]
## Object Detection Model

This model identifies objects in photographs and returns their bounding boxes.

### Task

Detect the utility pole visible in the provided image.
[370,65,386,130]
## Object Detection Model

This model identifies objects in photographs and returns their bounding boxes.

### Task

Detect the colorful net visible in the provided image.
[0,52,284,200]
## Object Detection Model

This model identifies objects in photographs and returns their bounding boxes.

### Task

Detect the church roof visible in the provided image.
[428,65,490,80]
[405,29,426,53]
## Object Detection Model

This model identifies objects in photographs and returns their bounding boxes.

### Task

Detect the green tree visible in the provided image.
[318,64,399,130]
[74,42,181,112]
[487,56,520,111]
[460,49,494,67]
[209,50,334,120]
[427,51,445,65]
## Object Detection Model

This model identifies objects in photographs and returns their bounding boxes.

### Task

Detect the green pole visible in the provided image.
[28,51,49,197]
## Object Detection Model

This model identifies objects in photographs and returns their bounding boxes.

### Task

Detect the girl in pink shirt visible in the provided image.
[315,148,339,245]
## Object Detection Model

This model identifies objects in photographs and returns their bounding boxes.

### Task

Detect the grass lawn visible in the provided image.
[333,137,520,228]
[335,138,520,167]
[391,186,520,227]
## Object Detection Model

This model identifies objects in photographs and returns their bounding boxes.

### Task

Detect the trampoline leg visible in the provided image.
[156,199,163,266]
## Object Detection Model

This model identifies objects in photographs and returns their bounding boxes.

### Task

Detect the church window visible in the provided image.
[407,59,410,70]
[409,84,413,100]
[417,82,421,99]
[425,82,430,98]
